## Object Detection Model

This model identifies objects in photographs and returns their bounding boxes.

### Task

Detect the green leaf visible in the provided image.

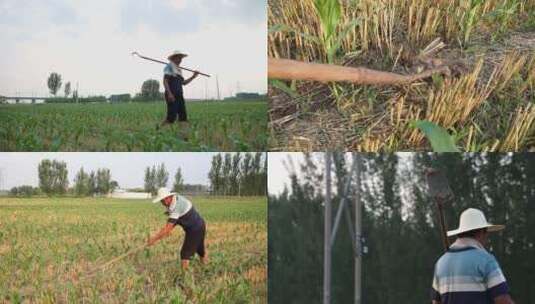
[412,120,461,152]
[268,79,298,98]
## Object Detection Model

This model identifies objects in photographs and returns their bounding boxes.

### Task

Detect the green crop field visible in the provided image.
[0,196,267,303]
[0,100,267,152]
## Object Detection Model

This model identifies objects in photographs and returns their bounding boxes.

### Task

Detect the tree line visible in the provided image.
[10,155,267,198]
[208,152,267,196]
[269,153,535,304]
[45,71,162,103]
[9,159,117,197]
[143,163,185,195]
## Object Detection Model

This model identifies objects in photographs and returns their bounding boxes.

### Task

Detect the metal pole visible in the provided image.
[354,154,362,304]
[324,153,332,304]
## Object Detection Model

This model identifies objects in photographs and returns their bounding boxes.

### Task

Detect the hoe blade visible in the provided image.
[425,168,453,201]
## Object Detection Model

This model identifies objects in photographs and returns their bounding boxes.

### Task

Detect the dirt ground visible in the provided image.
[269,31,535,151]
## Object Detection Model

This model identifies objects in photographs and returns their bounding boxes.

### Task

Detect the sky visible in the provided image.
[0,0,267,99]
[0,152,226,190]
[268,152,305,195]
[268,153,414,195]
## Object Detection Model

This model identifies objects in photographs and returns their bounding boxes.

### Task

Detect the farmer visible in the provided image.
[160,50,200,130]
[431,208,515,304]
[147,187,207,269]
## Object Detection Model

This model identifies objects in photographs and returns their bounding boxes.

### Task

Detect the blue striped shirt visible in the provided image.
[432,244,509,304]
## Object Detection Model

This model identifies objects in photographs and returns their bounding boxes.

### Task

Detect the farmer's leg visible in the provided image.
[177,96,188,122]
[180,229,196,269]
[198,222,207,264]
[161,94,178,127]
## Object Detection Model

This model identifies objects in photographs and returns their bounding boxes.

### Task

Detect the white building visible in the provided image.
[109,189,151,199]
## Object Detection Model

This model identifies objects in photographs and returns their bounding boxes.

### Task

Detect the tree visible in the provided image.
[208,154,223,195]
[222,153,232,195]
[47,72,62,96]
[74,167,89,196]
[64,81,71,98]
[110,181,119,192]
[96,168,112,195]
[140,79,160,100]
[10,185,38,197]
[240,153,253,195]
[155,163,169,189]
[230,153,242,195]
[144,166,156,195]
[38,159,68,195]
[173,168,184,193]
[88,171,97,196]
[144,165,167,195]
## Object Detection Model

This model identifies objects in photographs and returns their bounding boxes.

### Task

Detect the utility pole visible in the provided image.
[323,153,364,304]
[354,154,362,304]
[204,79,208,101]
[324,153,332,304]
[216,75,221,101]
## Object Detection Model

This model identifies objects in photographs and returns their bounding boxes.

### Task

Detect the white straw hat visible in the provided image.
[152,187,175,203]
[447,208,505,237]
[168,50,188,60]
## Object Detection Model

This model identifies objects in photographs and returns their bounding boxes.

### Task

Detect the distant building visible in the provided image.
[236,92,262,99]
[223,92,266,101]
[109,94,131,103]
[2,96,46,104]
[109,189,151,199]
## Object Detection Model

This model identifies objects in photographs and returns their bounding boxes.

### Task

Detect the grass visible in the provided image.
[268,0,535,152]
[0,100,267,152]
[0,196,267,303]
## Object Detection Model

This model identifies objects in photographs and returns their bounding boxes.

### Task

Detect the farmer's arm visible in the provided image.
[183,71,199,85]
[147,223,175,246]
[494,295,514,304]
[163,76,175,101]
[484,258,514,304]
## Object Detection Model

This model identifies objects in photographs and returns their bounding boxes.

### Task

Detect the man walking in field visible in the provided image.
[431,208,515,304]
[147,187,207,269]
[160,50,200,133]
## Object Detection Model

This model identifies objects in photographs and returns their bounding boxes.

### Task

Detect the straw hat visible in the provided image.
[447,208,505,236]
[168,50,188,60]
[152,187,175,203]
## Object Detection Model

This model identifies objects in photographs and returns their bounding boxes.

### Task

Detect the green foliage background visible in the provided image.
[269,153,535,303]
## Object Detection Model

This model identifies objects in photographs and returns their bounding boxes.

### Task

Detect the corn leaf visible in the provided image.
[412,120,461,152]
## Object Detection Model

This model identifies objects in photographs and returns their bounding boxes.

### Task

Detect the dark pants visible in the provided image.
[165,93,187,123]
[180,220,206,260]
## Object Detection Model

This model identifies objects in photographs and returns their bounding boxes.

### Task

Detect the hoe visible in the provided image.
[425,168,454,252]
[131,51,211,78]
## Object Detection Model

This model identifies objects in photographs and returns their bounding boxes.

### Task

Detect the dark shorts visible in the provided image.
[165,93,187,123]
[180,221,206,260]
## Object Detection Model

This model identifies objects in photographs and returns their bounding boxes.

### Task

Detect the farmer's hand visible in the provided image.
[167,91,176,102]
[193,71,200,78]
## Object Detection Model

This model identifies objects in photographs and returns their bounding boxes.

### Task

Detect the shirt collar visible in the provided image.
[167,195,177,211]
[450,237,485,251]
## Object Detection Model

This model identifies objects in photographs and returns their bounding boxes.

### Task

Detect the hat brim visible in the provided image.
[151,192,175,203]
[168,53,187,60]
[447,224,505,236]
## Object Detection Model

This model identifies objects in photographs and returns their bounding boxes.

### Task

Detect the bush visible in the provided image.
[45,96,108,104]
[45,97,73,104]
[132,93,163,102]
[10,186,40,197]
[110,94,131,103]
